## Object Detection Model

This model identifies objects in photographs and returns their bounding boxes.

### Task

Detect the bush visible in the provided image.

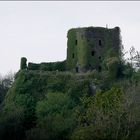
[25,128,48,140]
[36,92,76,140]
[72,87,128,140]
[0,102,25,140]
[28,61,66,71]
[106,57,120,79]
[15,94,36,129]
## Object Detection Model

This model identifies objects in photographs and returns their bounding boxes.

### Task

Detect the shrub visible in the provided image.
[36,92,76,140]
[106,57,120,79]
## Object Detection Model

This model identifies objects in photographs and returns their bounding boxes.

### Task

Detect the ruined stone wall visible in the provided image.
[66,26,121,72]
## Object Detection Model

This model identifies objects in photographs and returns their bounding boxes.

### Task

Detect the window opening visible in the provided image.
[75,40,77,45]
[76,67,79,73]
[72,53,74,59]
[91,51,95,56]
[99,40,102,46]
[98,66,102,72]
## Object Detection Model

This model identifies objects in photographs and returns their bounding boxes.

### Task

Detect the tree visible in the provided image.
[35,92,76,140]
[0,72,14,103]
[128,46,140,69]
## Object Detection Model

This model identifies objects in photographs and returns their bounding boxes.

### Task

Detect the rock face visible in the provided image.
[66,26,121,72]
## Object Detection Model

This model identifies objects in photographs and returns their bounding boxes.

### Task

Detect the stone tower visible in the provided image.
[66,26,121,72]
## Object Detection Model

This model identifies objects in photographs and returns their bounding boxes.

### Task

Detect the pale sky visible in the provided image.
[0,1,140,75]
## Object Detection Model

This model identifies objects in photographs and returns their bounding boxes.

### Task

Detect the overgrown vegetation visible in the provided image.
[66,27,121,73]
[28,61,66,71]
[0,72,14,104]
[0,45,140,140]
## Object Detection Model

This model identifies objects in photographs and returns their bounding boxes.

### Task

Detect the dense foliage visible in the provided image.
[0,72,14,103]
[0,47,140,140]
[28,61,66,71]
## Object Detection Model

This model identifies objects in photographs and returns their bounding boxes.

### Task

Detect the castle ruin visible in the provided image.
[66,26,121,72]
[21,26,121,75]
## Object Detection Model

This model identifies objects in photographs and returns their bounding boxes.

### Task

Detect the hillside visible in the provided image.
[0,26,140,140]
[0,66,140,140]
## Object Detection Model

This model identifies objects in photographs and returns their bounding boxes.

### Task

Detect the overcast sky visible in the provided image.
[0,1,140,75]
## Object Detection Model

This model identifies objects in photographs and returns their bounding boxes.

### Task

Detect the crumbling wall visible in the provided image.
[25,61,66,71]
[20,26,121,77]
[66,26,121,73]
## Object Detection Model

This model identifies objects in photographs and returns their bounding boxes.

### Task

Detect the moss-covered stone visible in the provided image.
[20,26,122,78]
[28,61,66,71]
[20,57,27,70]
[66,26,121,73]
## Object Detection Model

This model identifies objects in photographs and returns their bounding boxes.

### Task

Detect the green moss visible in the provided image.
[19,26,121,74]
[20,57,27,70]
[66,27,121,72]
[28,63,40,70]
[77,28,88,68]
[28,61,66,71]
[66,29,77,69]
